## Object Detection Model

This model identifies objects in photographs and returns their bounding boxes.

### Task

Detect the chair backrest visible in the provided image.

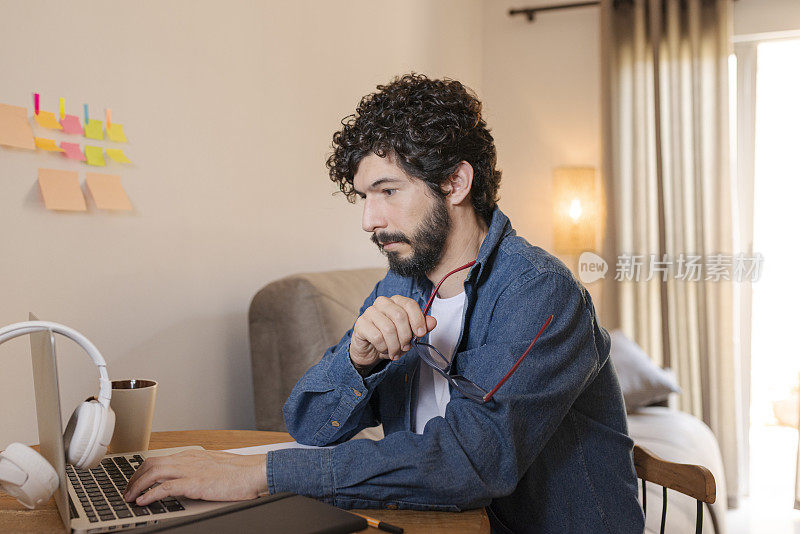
[633,444,716,534]
[249,268,386,431]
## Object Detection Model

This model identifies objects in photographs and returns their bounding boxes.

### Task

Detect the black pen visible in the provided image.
[351,512,404,533]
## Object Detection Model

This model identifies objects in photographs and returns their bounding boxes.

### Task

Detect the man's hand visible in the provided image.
[123,450,267,506]
[350,295,436,368]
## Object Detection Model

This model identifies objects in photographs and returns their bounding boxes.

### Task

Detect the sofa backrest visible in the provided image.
[248,268,386,431]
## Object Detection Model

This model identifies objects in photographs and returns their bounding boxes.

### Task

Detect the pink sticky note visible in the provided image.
[60,141,86,161]
[60,114,84,135]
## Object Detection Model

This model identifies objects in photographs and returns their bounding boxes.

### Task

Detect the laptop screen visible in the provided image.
[28,312,70,530]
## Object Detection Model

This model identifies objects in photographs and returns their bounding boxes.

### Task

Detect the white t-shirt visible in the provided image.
[413,291,466,434]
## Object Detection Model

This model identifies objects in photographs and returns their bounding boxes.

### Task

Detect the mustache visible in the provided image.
[371,232,411,248]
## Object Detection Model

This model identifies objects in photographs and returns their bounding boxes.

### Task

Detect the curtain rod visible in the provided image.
[509,1,599,22]
[509,0,738,22]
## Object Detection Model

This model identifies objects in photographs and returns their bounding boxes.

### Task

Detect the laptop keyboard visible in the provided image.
[66,454,185,523]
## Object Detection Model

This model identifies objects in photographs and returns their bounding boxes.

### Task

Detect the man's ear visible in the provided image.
[442,161,474,206]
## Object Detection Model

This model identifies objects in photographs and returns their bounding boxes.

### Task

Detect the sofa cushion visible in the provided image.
[610,329,681,411]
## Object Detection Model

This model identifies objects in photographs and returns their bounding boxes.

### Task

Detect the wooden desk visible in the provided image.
[0,430,490,533]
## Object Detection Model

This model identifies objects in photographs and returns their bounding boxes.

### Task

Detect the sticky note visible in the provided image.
[107,123,127,143]
[86,172,133,211]
[60,142,86,161]
[105,148,131,163]
[84,119,104,140]
[34,137,65,152]
[60,114,84,135]
[0,103,36,150]
[34,111,63,130]
[38,168,87,211]
[85,145,105,166]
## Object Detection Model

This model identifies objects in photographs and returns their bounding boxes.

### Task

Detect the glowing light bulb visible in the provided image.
[568,199,583,221]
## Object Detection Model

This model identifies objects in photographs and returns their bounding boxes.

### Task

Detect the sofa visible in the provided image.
[249,268,728,533]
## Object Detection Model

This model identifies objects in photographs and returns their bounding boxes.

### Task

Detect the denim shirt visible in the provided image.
[269,208,645,534]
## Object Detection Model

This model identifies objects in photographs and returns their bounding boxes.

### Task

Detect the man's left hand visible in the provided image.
[123,450,268,506]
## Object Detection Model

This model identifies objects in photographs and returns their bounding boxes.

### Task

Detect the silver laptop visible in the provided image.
[28,313,231,533]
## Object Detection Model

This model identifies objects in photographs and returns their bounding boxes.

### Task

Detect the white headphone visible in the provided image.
[0,321,115,509]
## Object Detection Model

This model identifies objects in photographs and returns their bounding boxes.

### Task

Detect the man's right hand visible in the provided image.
[350,295,437,369]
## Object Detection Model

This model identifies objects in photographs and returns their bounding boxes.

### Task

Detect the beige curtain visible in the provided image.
[600,0,744,506]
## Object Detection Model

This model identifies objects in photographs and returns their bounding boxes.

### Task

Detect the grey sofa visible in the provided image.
[248,268,727,533]
[249,268,385,432]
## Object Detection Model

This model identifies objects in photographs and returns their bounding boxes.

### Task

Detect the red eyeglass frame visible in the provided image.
[415,260,554,403]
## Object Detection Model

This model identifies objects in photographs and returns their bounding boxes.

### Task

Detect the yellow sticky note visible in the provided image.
[34,111,63,130]
[85,145,105,166]
[38,168,87,211]
[0,103,36,150]
[34,137,65,152]
[107,123,127,142]
[84,119,104,140]
[86,172,133,211]
[105,148,131,163]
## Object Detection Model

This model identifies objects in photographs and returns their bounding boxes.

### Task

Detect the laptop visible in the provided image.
[28,313,232,533]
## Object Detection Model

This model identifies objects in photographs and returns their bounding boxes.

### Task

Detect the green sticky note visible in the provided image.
[84,119,104,140]
[85,145,105,166]
[107,123,127,143]
[106,148,131,163]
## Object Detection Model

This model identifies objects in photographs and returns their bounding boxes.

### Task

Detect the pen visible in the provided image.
[350,512,404,533]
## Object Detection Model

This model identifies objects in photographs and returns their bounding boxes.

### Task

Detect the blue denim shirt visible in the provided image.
[269,208,644,533]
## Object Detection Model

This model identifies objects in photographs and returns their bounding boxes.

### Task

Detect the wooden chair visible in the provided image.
[633,445,716,534]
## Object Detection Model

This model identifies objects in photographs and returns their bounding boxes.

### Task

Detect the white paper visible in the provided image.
[223,441,329,455]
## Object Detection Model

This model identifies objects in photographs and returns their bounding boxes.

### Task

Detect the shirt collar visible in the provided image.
[409,207,512,297]
[467,207,513,284]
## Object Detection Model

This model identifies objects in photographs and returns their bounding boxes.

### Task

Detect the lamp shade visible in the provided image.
[553,166,600,255]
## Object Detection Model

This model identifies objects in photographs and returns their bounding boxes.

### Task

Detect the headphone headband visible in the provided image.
[0,321,111,408]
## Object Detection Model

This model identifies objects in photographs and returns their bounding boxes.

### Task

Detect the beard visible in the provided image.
[371,197,450,279]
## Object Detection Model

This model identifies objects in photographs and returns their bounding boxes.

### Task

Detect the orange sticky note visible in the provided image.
[86,172,133,211]
[0,103,36,150]
[37,168,87,211]
[34,137,65,152]
[34,110,63,130]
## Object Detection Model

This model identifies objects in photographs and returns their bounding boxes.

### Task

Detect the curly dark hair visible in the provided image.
[326,73,501,222]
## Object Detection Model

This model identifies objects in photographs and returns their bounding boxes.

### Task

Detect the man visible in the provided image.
[124,74,644,533]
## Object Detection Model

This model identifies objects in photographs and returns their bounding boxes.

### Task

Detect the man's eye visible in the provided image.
[383,189,396,196]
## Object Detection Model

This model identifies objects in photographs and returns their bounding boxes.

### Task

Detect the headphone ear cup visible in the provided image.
[88,405,115,465]
[0,443,58,509]
[64,401,115,469]
[64,401,103,469]
[64,401,91,467]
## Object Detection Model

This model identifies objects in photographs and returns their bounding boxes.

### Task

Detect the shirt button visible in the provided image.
[385,503,398,510]
[331,420,340,427]
[352,388,362,397]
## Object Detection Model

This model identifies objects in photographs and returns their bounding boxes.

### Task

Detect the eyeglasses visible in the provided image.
[413,261,554,403]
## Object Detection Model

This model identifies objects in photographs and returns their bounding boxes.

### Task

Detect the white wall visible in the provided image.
[481,0,602,252]
[480,0,606,321]
[0,0,483,446]
[734,0,800,37]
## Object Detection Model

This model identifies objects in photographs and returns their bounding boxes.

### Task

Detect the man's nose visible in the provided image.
[362,199,386,233]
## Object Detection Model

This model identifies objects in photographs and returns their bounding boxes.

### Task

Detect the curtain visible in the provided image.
[600,0,744,506]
